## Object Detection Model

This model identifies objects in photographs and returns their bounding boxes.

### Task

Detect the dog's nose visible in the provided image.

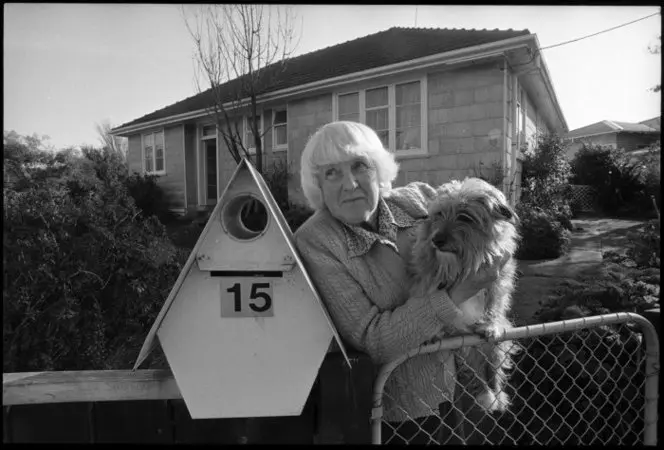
[432,232,447,249]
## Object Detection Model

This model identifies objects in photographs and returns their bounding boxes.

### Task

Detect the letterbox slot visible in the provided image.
[210,270,284,278]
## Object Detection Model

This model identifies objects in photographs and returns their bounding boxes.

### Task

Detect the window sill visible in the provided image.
[273,146,288,153]
[395,149,428,160]
[145,171,166,177]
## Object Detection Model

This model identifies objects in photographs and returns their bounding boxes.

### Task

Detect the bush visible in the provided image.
[625,219,660,269]
[521,133,572,209]
[515,204,572,260]
[570,143,660,217]
[3,139,187,372]
[283,202,314,232]
[254,158,314,233]
[505,321,646,445]
[125,172,177,224]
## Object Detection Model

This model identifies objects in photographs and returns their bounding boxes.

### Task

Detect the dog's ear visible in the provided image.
[495,203,518,223]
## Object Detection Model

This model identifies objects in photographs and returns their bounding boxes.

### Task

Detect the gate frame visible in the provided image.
[371,312,659,445]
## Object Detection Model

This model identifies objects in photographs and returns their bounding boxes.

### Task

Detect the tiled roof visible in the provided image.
[115,26,530,130]
[567,119,660,139]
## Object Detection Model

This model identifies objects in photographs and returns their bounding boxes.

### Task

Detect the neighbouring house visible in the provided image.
[565,117,661,160]
[111,27,568,215]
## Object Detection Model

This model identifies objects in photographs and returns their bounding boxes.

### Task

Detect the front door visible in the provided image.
[205,139,217,205]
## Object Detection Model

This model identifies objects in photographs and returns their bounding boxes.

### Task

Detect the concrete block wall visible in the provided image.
[126,126,186,211]
[160,125,186,211]
[286,93,333,206]
[394,63,506,188]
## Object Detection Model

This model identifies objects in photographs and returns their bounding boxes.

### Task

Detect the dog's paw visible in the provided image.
[476,389,510,413]
[471,322,503,341]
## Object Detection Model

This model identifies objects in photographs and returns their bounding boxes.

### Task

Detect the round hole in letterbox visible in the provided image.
[221,194,269,241]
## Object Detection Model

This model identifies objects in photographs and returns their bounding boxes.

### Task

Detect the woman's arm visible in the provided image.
[296,230,462,365]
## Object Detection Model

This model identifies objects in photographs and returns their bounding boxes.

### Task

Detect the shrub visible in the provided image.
[504,321,646,445]
[625,219,660,269]
[254,158,314,232]
[520,133,572,209]
[283,202,314,232]
[3,139,187,372]
[515,204,571,260]
[570,143,660,217]
[125,172,177,224]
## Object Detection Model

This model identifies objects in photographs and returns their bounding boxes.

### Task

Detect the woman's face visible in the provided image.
[318,155,380,226]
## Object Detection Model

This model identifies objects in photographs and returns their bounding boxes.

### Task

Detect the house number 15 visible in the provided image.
[220,279,274,317]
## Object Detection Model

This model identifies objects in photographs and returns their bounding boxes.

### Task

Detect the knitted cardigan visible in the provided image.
[294,182,461,423]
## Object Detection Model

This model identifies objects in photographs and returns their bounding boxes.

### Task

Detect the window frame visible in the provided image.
[244,113,263,155]
[142,129,166,175]
[272,107,288,152]
[332,76,428,157]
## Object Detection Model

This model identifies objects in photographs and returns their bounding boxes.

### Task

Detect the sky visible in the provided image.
[3,4,661,150]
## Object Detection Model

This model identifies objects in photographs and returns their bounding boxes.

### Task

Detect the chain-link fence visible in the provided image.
[372,313,659,445]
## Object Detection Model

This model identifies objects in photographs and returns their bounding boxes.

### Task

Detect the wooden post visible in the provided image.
[314,351,374,444]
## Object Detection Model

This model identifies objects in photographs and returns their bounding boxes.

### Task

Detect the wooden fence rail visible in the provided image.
[3,352,375,444]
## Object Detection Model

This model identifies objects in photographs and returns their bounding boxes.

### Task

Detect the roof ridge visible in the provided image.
[603,120,622,131]
[388,25,526,33]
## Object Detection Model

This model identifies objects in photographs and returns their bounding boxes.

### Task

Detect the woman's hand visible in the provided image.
[447,256,509,306]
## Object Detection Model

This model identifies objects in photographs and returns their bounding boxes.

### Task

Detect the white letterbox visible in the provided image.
[134,158,349,419]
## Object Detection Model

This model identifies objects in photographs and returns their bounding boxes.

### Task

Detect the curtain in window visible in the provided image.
[338,93,360,123]
[396,81,421,150]
[366,87,389,148]
[246,115,261,149]
[155,132,164,172]
[273,110,287,146]
[144,134,154,173]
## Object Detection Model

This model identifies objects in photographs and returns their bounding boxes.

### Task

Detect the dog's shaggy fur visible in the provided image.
[408,177,520,413]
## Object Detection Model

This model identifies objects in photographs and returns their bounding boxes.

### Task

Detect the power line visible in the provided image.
[512,11,661,68]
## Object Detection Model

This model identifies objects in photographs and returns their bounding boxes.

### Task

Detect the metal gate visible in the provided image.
[372,313,659,445]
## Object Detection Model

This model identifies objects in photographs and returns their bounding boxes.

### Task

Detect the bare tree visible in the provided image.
[182,4,300,174]
[95,119,128,159]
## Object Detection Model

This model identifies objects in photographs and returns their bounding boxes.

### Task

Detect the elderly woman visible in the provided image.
[294,121,500,444]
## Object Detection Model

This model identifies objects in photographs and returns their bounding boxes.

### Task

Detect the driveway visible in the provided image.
[510,216,647,326]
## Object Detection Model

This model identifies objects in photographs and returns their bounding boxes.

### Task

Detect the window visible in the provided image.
[515,94,524,152]
[143,130,165,175]
[334,78,426,154]
[338,93,360,122]
[273,109,288,149]
[365,87,389,148]
[202,124,216,139]
[395,81,421,151]
[244,114,262,151]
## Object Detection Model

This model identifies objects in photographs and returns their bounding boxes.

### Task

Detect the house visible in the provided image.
[565,117,661,160]
[111,27,568,214]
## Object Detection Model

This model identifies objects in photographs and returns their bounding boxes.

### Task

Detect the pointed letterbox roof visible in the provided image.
[133,158,350,371]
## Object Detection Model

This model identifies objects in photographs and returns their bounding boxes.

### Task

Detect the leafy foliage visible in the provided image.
[533,220,660,323]
[515,204,572,260]
[520,133,572,208]
[3,135,186,372]
[505,222,659,445]
[625,219,660,269]
[570,143,661,217]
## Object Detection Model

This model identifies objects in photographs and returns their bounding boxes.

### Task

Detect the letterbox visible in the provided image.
[133,158,349,419]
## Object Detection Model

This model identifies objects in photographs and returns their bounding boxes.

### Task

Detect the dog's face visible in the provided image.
[414,178,519,285]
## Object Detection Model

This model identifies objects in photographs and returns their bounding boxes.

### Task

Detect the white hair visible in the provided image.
[300,121,400,210]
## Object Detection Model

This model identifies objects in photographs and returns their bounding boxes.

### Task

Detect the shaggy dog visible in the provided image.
[409,177,520,412]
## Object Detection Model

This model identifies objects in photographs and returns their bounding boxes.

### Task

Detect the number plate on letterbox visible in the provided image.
[220,278,274,317]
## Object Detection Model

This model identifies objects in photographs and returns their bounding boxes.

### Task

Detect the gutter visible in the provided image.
[112,34,536,136]
[530,35,568,133]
